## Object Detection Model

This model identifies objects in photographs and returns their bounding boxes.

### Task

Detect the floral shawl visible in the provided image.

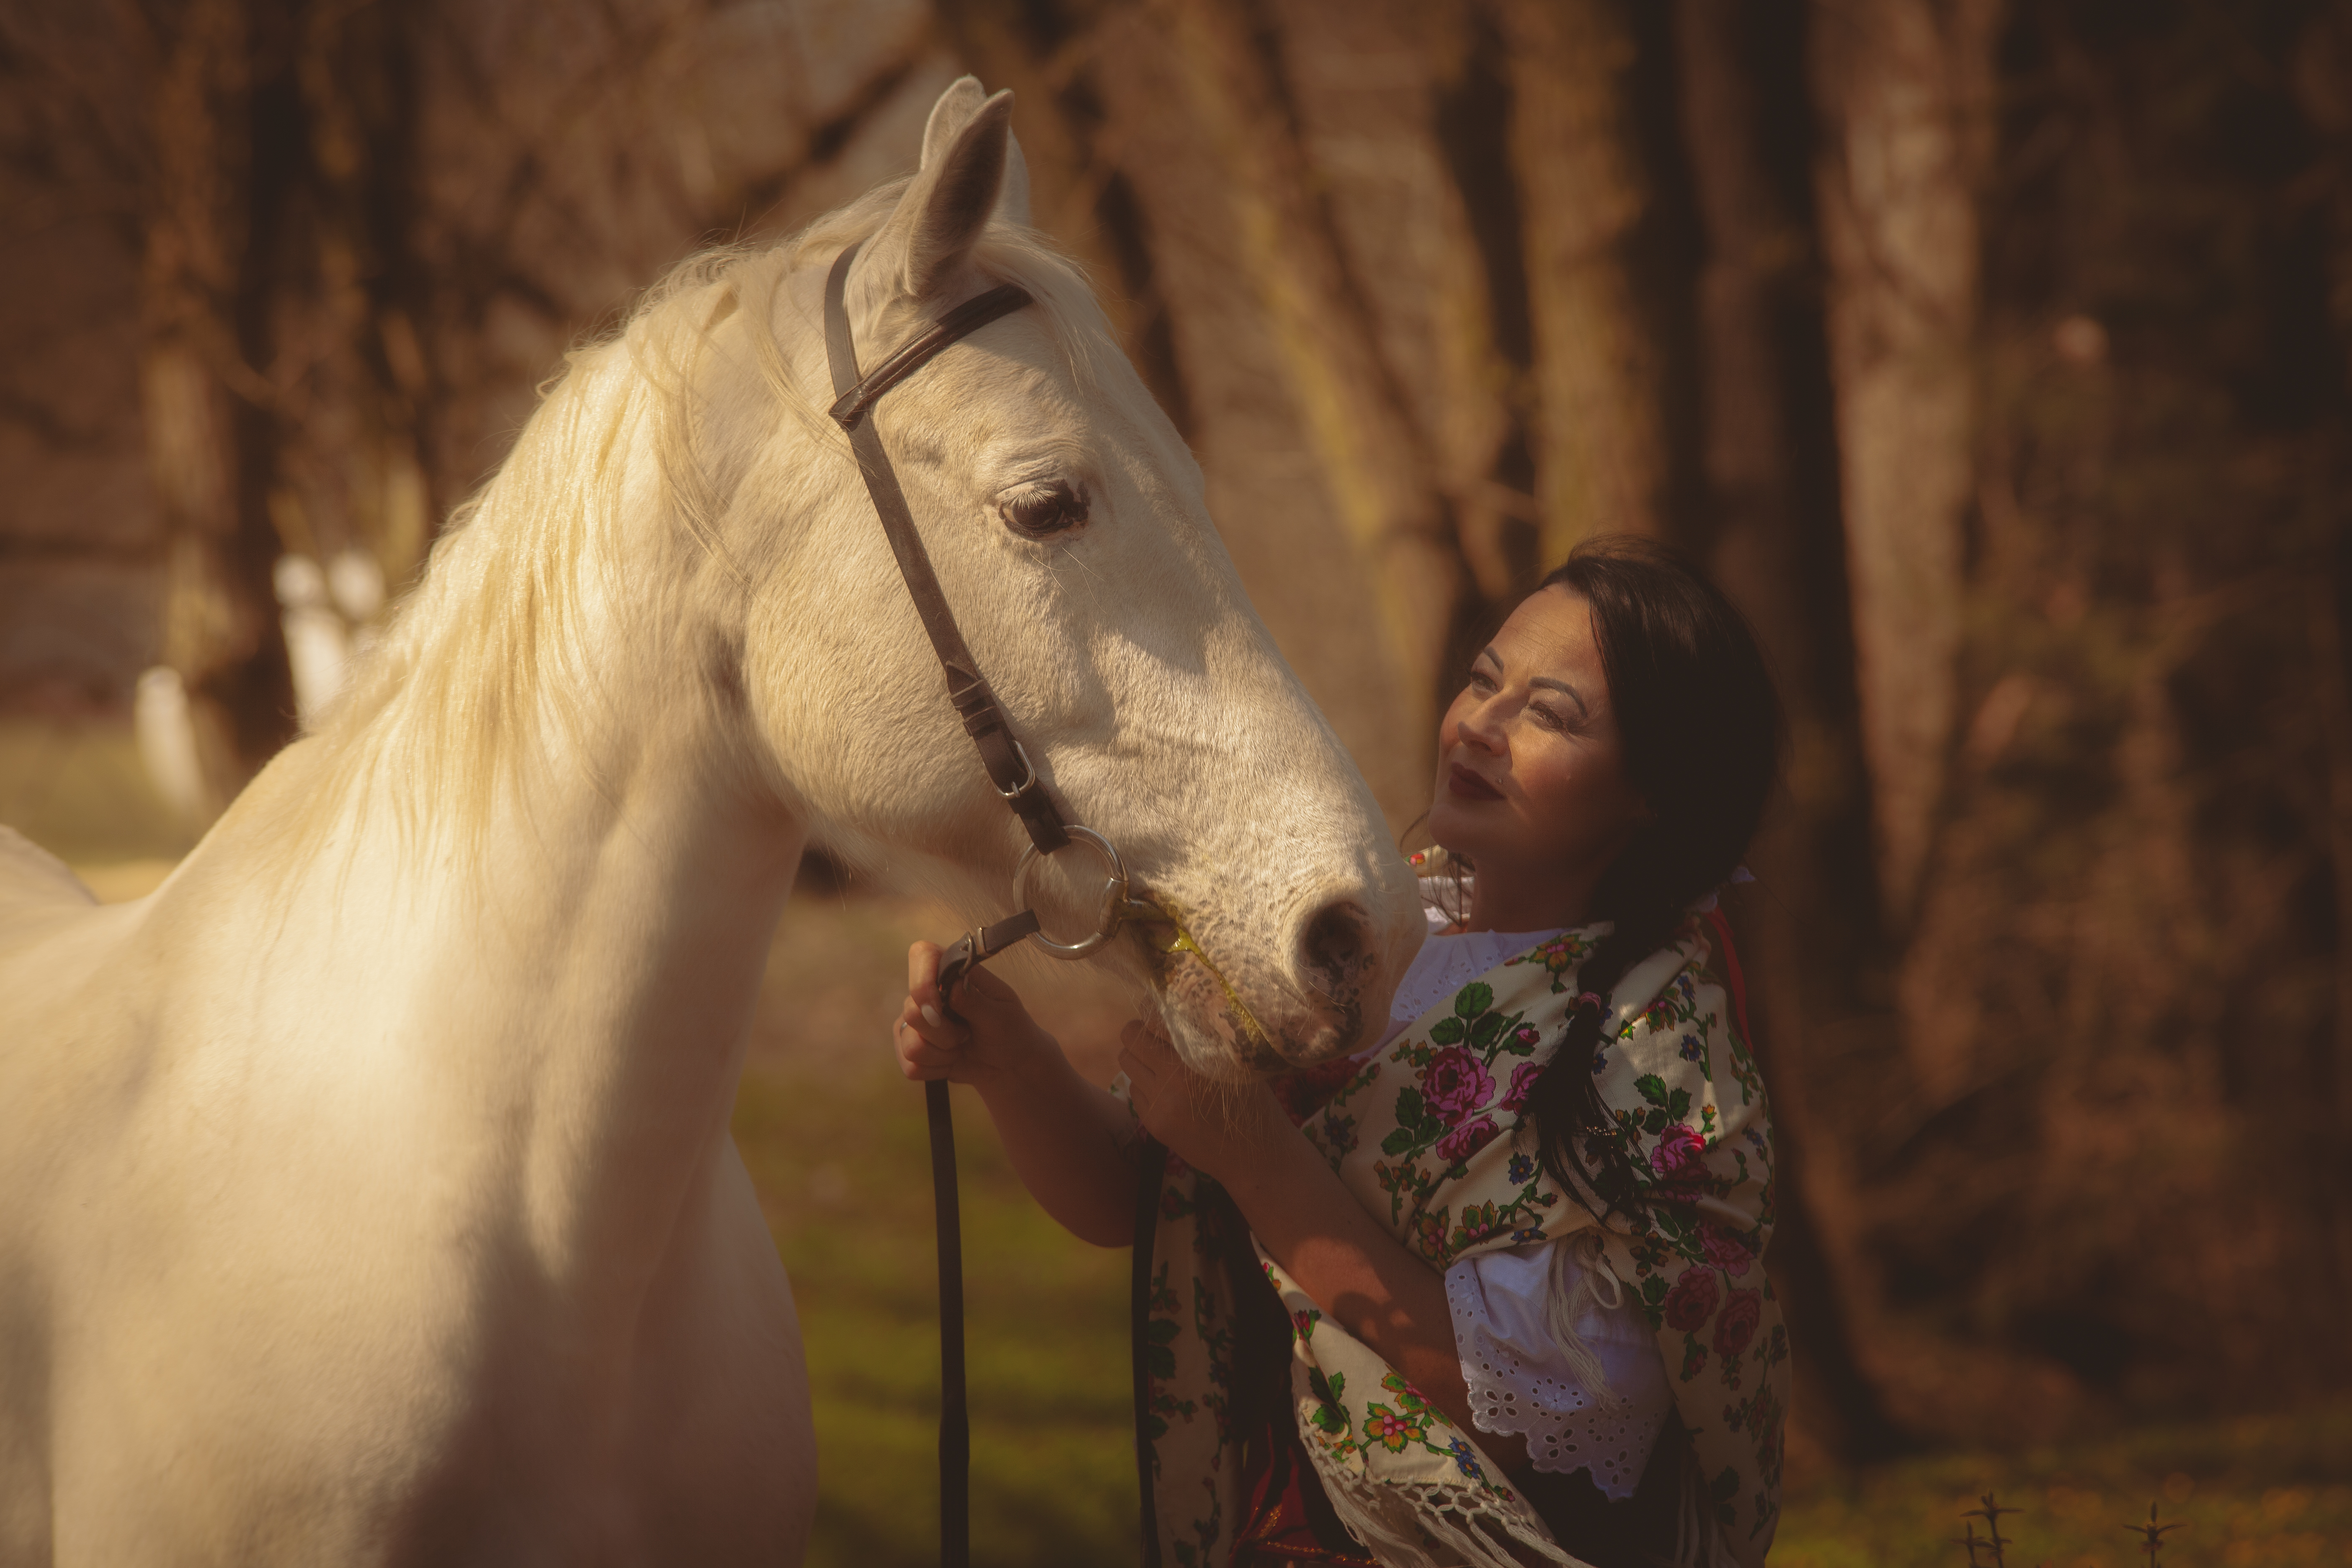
[1127,908,1788,1568]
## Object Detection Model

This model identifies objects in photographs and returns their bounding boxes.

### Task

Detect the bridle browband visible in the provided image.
[820,240,1151,1568]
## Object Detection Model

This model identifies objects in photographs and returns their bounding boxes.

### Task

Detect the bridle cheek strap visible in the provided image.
[821,242,1068,859]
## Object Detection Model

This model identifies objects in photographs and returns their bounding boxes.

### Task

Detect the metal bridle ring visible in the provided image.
[1011,824,1130,959]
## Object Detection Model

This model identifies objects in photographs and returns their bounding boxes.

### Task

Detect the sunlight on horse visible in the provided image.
[0,78,1421,1566]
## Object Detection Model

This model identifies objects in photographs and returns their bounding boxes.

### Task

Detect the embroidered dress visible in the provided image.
[1127,892,1788,1568]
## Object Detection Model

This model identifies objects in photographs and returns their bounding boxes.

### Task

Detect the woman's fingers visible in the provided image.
[894,957,971,1085]
[897,993,967,1050]
[894,1014,968,1081]
[1117,1020,1192,1132]
[905,941,949,1029]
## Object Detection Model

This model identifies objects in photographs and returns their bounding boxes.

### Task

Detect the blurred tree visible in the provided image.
[1862,0,2352,1431]
[103,0,436,811]
[139,0,299,812]
[1673,0,1908,1458]
[1810,0,2001,926]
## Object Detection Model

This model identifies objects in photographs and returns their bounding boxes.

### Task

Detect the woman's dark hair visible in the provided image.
[1512,536,1783,1217]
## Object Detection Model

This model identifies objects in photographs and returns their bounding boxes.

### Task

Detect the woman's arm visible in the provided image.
[896,942,1138,1247]
[1119,1025,1537,1476]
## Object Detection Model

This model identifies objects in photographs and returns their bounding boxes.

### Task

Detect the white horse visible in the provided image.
[0,79,1421,1567]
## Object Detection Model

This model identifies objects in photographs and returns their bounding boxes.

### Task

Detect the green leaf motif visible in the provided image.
[1395,1086,1428,1127]
[1668,1086,1692,1119]
[1428,1016,1465,1045]
[1636,1073,1671,1108]
[1455,982,1494,1019]
[1380,1125,1418,1156]
[1469,1013,1504,1050]
[1643,1107,1670,1136]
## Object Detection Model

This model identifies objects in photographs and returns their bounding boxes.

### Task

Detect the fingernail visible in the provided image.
[921,1004,943,1029]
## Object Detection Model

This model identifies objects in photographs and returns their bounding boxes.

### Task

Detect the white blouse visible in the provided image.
[1375,905,1674,1499]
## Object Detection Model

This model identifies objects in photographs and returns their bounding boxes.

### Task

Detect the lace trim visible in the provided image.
[1446,1265,1656,1501]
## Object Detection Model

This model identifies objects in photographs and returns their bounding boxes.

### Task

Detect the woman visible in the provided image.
[894,538,1788,1568]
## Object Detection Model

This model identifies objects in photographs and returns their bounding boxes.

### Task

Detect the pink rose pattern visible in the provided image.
[1649,1123,1708,1184]
[1434,1116,1502,1164]
[1663,1264,1722,1332]
[1702,1221,1757,1277]
[1713,1289,1763,1358]
[1418,1047,1493,1124]
[1330,972,1567,1257]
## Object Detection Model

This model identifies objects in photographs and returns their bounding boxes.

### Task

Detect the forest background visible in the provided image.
[2,0,2349,1538]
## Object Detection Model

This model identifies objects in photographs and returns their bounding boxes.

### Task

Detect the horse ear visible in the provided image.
[925,74,1031,227]
[998,131,1032,228]
[870,81,1014,303]
[920,77,990,170]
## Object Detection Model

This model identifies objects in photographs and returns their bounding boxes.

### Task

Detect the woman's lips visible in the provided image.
[1447,763,1504,801]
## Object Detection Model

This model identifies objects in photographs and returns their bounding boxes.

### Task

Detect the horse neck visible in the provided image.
[247,358,802,1334]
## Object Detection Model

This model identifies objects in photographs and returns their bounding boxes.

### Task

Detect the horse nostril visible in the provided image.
[1299,900,1375,1000]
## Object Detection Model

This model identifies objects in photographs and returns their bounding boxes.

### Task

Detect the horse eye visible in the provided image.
[998,480,1088,539]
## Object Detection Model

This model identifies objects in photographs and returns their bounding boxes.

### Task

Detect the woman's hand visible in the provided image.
[895,942,1141,1248]
[893,941,1060,1089]
[1116,1021,1294,1185]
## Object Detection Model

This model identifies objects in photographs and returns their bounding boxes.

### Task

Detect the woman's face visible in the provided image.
[1428,585,1650,890]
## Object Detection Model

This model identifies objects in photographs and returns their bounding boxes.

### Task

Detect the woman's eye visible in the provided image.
[997,480,1088,539]
[1529,704,1567,732]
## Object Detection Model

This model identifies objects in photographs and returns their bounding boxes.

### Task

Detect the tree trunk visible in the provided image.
[1673,0,1906,1460]
[296,0,436,593]
[142,0,295,816]
[1808,0,2000,923]
[1496,0,1700,561]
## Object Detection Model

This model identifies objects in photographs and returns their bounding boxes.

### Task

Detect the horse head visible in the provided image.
[690,80,1422,1075]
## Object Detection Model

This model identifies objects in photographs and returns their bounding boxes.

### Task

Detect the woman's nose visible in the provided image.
[1456,694,1506,753]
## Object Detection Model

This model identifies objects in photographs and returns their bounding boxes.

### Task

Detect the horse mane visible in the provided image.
[270,182,1123,877]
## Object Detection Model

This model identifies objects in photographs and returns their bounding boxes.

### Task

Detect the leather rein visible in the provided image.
[821,242,1150,1568]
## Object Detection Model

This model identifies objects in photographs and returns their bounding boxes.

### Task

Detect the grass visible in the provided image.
[12,717,2350,1566]
[1773,1408,2352,1567]
[730,884,1142,1568]
[733,1063,1137,1568]
[0,715,189,864]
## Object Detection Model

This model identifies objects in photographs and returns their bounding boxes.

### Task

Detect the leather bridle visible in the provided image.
[822,242,1140,984]
[821,241,1148,1568]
